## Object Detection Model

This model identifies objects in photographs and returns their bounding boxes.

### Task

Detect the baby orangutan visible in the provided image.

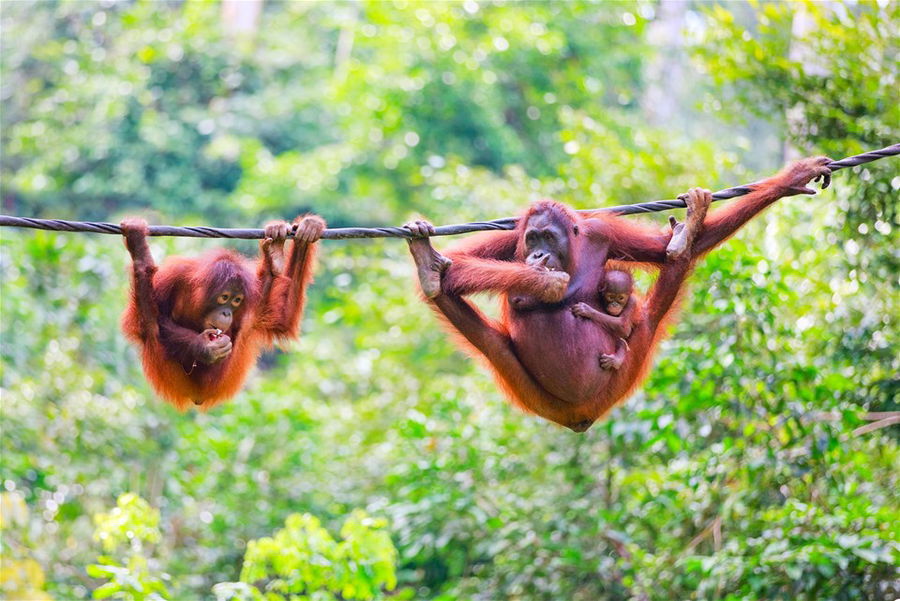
[571,270,638,370]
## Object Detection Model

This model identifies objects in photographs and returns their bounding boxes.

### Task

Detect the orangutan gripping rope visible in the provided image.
[405,157,831,431]
[120,215,325,409]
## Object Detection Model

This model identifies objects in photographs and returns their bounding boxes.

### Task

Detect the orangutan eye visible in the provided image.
[217,293,230,304]
[231,295,243,307]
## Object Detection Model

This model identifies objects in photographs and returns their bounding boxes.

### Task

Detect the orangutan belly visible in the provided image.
[508,304,617,404]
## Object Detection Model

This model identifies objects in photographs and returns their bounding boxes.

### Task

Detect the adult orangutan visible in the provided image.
[120,214,325,409]
[405,157,832,432]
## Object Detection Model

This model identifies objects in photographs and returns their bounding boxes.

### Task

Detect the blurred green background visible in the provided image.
[1,1,898,600]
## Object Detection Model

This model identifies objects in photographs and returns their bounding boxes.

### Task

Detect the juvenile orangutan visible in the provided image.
[121,215,325,409]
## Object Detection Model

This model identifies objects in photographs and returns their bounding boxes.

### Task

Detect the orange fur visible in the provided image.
[121,220,322,410]
[413,158,830,431]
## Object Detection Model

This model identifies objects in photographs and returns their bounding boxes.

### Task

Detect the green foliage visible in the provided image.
[87,494,169,601]
[693,0,899,225]
[1,492,53,601]
[92,493,162,553]
[86,556,169,601]
[691,0,899,412]
[214,511,397,601]
[1,1,898,600]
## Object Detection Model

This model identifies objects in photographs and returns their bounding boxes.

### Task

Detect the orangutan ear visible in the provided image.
[573,224,579,236]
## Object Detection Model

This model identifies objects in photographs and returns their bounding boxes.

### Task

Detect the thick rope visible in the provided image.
[1,144,896,240]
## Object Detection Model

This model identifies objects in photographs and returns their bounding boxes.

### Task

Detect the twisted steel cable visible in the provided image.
[1,143,897,241]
